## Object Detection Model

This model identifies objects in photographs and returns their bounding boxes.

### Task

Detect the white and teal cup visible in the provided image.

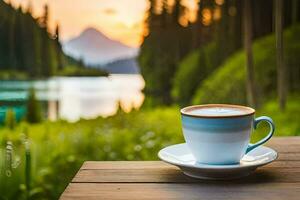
[181,104,275,165]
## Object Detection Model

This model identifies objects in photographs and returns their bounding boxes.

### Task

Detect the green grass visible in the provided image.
[0,107,183,199]
[0,98,299,199]
[255,96,300,137]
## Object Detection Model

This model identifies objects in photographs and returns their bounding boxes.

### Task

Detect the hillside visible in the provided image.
[103,58,140,74]
[0,1,106,78]
[192,25,300,105]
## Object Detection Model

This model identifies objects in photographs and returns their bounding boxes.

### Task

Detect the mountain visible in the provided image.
[63,27,139,65]
[103,58,140,74]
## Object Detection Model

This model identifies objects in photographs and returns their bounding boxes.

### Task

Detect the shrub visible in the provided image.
[172,42,222,106]
[26,88,42,124]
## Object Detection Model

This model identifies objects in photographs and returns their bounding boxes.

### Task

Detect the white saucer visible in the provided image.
[158,143,277,180]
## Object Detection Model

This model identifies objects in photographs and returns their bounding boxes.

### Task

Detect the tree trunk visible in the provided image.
[275,0,286,111]
[292,0,298,24]
[243,0,257,108]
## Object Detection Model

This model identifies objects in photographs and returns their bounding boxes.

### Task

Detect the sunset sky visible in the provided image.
[8,0,150,47]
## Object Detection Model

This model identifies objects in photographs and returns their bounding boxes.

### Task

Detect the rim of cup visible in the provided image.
[180,104,255,118]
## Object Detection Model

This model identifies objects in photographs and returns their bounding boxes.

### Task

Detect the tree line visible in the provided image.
[0,1,82,77]
[139,0,300,109]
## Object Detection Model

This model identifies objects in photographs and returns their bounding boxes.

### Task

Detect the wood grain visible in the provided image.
[72,166,300,183]
[60,137,300,200]
[61,183,300,200]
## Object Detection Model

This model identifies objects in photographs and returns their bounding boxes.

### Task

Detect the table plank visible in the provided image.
[81,161,173,170]
[61,183,300,200]
[81,160,300,170]
[267,136,300,145]
[268,145,300,153]
[72,165,300,183]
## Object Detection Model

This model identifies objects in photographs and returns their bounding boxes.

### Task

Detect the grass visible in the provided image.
[0,107,182,199]
[0,97,299,199]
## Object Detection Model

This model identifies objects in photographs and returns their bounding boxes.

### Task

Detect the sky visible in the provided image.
[8,0,150,47]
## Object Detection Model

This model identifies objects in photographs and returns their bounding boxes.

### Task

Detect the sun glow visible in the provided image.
[7,0,150,47]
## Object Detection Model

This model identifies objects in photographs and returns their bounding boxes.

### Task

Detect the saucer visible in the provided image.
[158,143,277,180]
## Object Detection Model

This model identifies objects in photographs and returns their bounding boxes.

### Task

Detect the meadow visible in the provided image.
[0,97,299,199]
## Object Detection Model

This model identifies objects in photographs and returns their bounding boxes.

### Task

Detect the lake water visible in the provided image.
[0,74,145,122]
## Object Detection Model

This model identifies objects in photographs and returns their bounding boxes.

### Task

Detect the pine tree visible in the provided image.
[55,24,64,71]
[292,0,299,24]
[243,0,257,108]
[39,4,56,76]
[8,10,16,70]
[139,0,194,105]
[14,7,25,70]
[0,1,82,77]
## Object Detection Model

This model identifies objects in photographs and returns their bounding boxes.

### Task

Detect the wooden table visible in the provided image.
[60,137,300,199]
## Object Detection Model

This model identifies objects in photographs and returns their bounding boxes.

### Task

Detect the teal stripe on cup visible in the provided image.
[180,104,275,165]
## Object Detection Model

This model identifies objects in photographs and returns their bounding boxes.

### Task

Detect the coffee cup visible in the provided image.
[180,104,275,165]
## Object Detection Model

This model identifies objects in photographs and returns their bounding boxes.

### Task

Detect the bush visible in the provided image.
[26,88,42,124]
[172,42,225,106]
[172,49,202,106]
[193,25,300,105]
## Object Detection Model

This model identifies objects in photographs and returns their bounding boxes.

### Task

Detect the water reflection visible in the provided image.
[0,74,145,122]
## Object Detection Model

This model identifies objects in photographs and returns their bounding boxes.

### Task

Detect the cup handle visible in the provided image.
[246,116,275,154]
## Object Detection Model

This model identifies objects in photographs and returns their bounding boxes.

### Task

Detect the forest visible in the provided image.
[0,1,107,78]
[139,0,300,108]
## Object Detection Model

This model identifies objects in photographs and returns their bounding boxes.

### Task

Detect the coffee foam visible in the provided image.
[182,105,254,117]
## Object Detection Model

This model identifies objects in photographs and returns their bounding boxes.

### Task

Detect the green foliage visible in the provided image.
[172,42,226,106]
[138,1,195,105]
[193,50,247,105]
[26,89,42,124]
[193,25,300,105]
[58,66,108,77]
[5,108,16,130]
[0,70,28,80]
[172,49,202,106]
[25,138,31,199]
[256,96,300,137]
[0,1,87,78]
[0,107,183,199]
[139,0,282,106]
[0,99,300,199]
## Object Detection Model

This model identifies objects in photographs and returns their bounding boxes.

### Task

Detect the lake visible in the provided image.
[0,74,145,122]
